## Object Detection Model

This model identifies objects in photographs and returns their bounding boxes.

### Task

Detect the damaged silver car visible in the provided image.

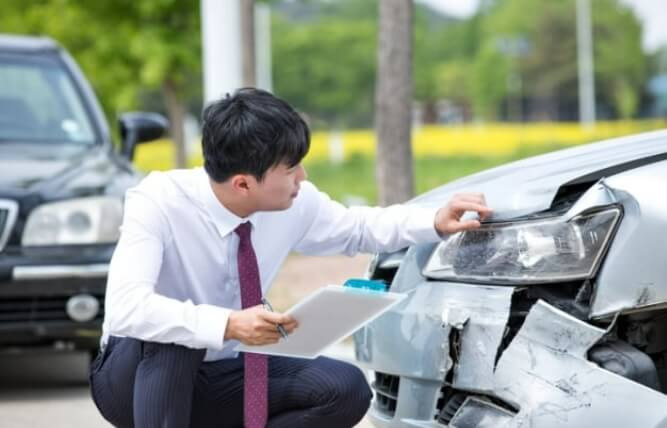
[354,129,667,427]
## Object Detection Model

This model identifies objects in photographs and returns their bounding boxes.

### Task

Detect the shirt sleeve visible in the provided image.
[292,181,442,256]
[104,184,230,350]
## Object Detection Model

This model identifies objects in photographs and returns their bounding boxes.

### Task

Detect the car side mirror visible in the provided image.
[119,112,169,160]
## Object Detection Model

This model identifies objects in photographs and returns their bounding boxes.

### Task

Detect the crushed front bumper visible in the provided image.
[355,278,667,427]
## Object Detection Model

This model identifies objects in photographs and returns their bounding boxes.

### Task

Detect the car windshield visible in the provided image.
[0,54,96,144]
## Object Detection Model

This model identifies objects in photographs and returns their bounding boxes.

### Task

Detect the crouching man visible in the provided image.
[89,88,491,428]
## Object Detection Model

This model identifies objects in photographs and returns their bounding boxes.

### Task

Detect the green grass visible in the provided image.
[305,142,572,205]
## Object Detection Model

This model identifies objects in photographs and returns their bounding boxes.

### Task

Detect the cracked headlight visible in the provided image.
[423,207,621,284]
[22,196,123,246]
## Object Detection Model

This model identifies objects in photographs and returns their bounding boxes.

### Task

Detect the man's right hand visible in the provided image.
[224,305,298,345]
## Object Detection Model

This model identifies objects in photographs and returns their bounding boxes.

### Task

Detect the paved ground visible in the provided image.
[0,351,103,428]
[0,254,375,427]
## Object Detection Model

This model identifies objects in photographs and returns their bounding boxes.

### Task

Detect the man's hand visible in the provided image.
[224,305,298,345]
[434,192,492,235]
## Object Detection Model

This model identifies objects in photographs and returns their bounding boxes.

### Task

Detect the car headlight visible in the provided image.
[22,196,123,246]
[423,207,621,284]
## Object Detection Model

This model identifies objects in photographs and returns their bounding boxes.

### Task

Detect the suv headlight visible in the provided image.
[423,207,621,284]
[22,196,123,246]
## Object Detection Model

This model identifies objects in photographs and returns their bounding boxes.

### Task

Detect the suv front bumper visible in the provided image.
[0,244,113,350]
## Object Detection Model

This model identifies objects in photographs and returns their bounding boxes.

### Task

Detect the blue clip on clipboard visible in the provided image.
[343,278,388,292]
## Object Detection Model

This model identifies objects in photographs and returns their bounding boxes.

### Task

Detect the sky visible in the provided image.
[417,0,667,52]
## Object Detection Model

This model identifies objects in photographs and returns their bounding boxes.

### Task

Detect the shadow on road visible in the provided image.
[0,351,90,399]
[0,351,110,427]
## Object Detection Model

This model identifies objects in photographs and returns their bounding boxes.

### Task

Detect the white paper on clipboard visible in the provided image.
[235,285,406,359]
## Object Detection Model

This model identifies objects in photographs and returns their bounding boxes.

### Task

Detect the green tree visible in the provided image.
[414,10,469,123]
[272,14,377,128]
[469,0,647,120]
[435,60,473,109]
[272,0,468,128]
[1,0,202,167]
[79,0,202,167]
[0,0,140,118]
[593,1,646,118]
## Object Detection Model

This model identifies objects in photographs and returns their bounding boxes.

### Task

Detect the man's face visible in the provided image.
[250,162,307,211]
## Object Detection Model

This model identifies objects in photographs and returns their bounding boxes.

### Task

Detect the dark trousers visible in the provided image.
[89,336,372,428]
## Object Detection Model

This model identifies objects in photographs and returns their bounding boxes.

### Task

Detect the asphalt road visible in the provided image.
[0,346,373,428]
[0,350,111,428]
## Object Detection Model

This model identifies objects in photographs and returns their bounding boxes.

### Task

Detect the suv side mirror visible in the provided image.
[119,112,169,160]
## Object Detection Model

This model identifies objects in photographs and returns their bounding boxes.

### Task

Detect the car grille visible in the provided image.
[0,209,7,231]
[0,294,104,324]
[436,388,518,425]
[437,392,467,425]
[0,199,18,252]
[371,371,400,417]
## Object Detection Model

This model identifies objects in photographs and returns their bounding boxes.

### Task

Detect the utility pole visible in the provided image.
[576,0,596,128]
[201,0,271,103]
[201,0,241,103]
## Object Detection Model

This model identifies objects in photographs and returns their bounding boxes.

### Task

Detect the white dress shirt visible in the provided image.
[102,167,440,361]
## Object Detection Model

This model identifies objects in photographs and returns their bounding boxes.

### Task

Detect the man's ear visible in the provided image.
[229,174,253,195]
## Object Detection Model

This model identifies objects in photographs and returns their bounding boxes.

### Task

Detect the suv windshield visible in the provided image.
[0,54,96,144]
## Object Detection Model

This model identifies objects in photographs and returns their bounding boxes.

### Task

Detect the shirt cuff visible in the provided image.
[195,304,231,350]
[408,206,443,243]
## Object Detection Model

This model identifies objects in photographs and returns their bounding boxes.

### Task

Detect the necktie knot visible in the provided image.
[234,222,252,240]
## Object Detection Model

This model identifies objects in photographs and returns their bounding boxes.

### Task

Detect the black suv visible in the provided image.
[0,34,167,355]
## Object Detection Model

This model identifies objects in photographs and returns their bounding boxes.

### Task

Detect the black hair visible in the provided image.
[201,88,310,182]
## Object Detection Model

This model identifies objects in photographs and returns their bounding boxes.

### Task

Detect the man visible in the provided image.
[89,88,491,428]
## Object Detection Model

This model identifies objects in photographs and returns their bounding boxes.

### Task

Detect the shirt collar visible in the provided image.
[197,168,256,238]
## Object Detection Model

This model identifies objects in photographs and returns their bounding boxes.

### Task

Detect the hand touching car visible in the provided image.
[434,192,491,235]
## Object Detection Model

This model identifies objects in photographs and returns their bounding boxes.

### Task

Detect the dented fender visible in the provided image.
[456,300,667,427]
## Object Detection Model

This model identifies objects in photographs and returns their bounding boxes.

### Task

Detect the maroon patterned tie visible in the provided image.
[235,222,268,428]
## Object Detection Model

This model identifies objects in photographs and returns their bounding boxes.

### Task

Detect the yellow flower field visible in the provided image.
[134,120,667,172]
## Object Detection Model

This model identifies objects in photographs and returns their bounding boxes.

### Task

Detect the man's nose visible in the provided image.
[298,165,307,181]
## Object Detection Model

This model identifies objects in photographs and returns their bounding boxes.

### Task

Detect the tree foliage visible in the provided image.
[1,0,202,166]
[272,14,377,128]
[1,0,139,117]
[1,0,654,133]
[271,0,467,127]
[470,0,647,119]
[272,0,650,124]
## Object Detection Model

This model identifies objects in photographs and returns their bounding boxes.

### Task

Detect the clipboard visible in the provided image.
[235,285,406,359]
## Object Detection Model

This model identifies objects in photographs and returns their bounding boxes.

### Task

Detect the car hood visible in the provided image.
[411,129,667,220]
[0,143,135,199]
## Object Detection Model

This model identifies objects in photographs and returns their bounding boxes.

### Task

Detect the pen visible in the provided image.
[261,297,289,340]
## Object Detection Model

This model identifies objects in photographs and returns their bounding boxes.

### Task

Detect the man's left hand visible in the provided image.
[434,192,491,235]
